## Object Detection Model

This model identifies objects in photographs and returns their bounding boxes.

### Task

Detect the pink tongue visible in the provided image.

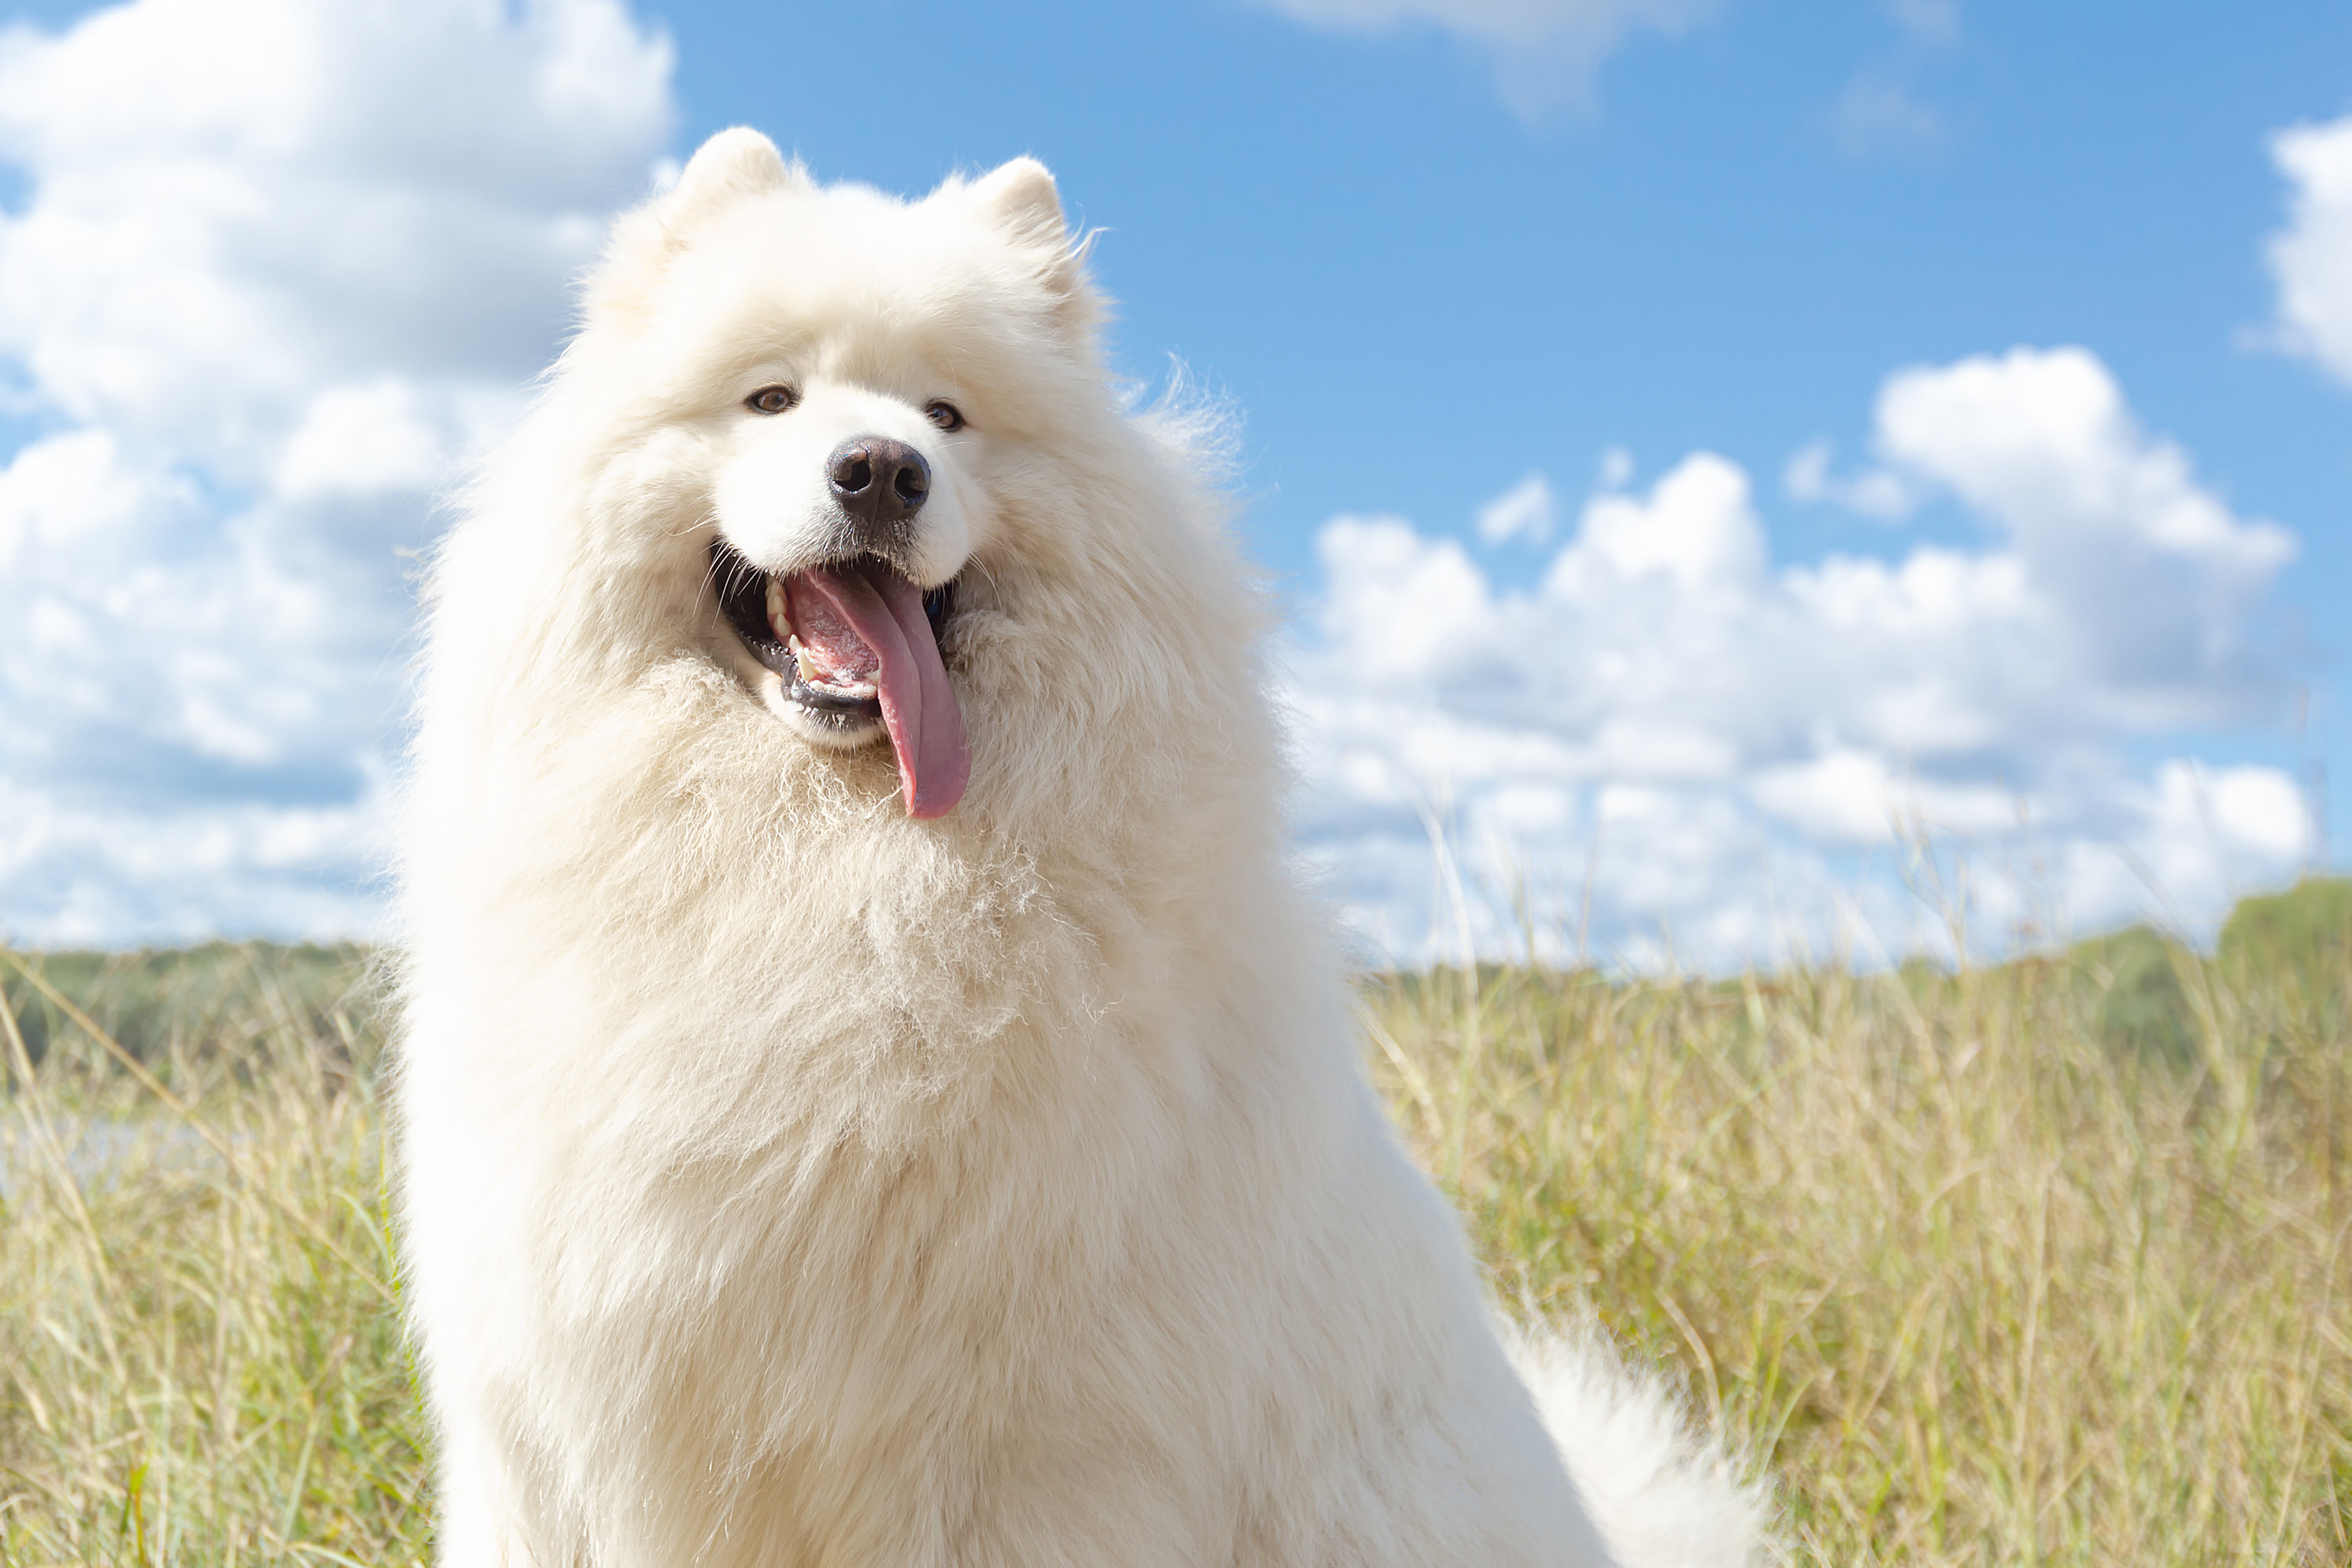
[786,564,969,818]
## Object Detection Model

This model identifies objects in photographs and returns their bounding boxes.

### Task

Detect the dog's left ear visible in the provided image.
[973,158,1066,250]
[968,158,1098,338]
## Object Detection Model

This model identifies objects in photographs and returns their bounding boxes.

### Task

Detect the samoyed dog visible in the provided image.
[395,128,1768,1568]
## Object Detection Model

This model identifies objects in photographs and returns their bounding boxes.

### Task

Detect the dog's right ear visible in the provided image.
[589,129,808,321]
[659,127,810,239]
[586,131,809,331]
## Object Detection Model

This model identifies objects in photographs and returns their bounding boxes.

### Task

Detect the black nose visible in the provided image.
[827,437,930,524]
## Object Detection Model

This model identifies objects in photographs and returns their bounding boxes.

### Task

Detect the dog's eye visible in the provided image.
[925,401,965,433]
[746,386,797,416]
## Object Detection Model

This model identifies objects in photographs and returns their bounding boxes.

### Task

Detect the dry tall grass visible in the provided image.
[2,916,2347,1565]
[0,949,425,1566]
[1364,942,2351,1564]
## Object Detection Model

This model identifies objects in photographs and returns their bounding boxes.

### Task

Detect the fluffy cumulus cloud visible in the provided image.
[2267,112,2352,386]
[0,0,675,945]
[1285,346,2309,969]
[1247,0,1717,118]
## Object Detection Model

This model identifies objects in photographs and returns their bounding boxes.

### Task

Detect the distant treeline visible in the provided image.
[5,879,2347,1070]
[1377,877,2352,1067]
[0,940,379,1066]
[2058,877,2351,1062]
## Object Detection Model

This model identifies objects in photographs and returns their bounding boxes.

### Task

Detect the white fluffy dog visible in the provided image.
[394,128,1768,1568]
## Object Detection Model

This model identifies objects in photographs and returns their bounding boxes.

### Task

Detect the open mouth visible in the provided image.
[710,539,969,818]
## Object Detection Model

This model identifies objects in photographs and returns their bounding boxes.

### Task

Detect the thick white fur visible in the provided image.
[394,128,1769,1568]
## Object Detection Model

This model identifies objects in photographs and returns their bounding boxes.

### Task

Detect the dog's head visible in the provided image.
[412,131,1278,1088]
[517,129,1208,827]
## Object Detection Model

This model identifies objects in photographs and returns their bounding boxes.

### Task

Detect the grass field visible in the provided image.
[2,887,2347,1565]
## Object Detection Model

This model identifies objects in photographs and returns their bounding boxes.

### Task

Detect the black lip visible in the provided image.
[706,539,955,724]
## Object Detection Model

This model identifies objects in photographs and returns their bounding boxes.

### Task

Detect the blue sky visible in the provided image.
[661,2,2350,571]
[0,0,2345,964]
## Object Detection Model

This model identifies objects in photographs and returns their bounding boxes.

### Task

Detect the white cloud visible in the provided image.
[1783,439,1915,521]
[1832,70,1946,161]
[2267,114,2352,387]
[1561,450,1763,586]
[1831,0,1958,162]
[0,428,181,564]
[1874,347,2292,722]
[1884,0,1958,48]
[1286,346,2307,969]
[274,379,499,502]
[0,0,676,946]
[0,0,669,469]
[1748,750,1900,844]
[1247,0,1718,118]
[1477,470,1558,543]
[0,775,390,949]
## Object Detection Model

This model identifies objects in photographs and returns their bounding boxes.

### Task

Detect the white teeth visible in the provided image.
[765,575,789,641]
[789,635,876,698]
